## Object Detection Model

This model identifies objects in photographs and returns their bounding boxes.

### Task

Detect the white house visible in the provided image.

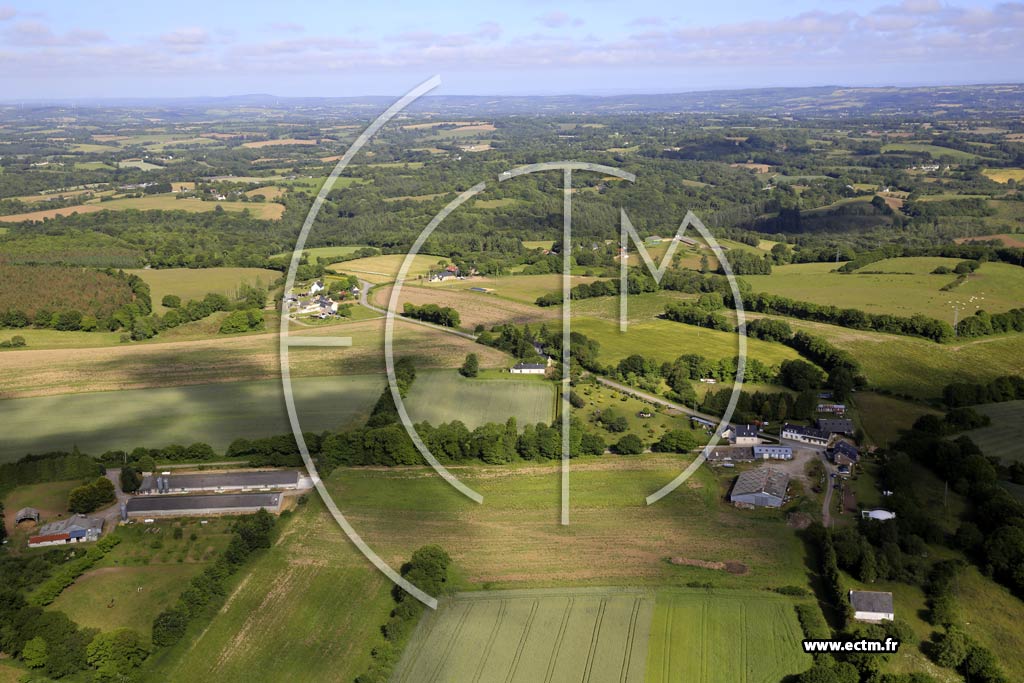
[781,423,830,447]
[725,424,761,446]
[849,590,894,622]
[510,362,547,375]
[309,281,325,295]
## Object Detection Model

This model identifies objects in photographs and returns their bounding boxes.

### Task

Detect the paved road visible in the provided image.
[357,279,478,341]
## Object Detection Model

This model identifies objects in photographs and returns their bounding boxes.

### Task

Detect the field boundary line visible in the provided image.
[662,598,673,683]
[619,597,641,683]
[472,599,507,683]
[544,597,575,683]
[504,599,539,683]
[581,597,608,682]
[395,602,442,683]
[428,601,474,683]
[701,599,709,683]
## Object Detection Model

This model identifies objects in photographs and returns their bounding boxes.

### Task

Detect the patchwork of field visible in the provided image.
[393,588,654,683]
[404,371,555,428]
[962,400,1024,463]
[743,260,1024,319]
[148,497,395,683]
[0,195,284,222]
[330,253,445,284]
[982,168,1024,183]
[0,376,382,460]
[881,142,982,160]
[0,317,510,399]
[127,267,281,312]
[371,282,559,329]
[773,316,1024,399]
[645,591,812,683]
[326,458,808,589]
[853,392,940,448]
[570,317,805,368]
[427,274,602,306]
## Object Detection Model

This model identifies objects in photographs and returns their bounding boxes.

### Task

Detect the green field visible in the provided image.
[0,375,384,461]
[404,371,556,428]
[393,588,811,683]
[1,479,80,533]
[271,245,372,260]
[328,253,444,284]
[325,458,809,591]
[962,400,1024,463]
[89,194,284,219]
[429,273,602,305]
[127,267,281,312]
[853,392,940,448]
[881,142,982,160]
[148,498,395,683]
[743,260,1024,320]
[645,591,812,683]
[394,588,654,683]
[857,256,964,274]
[571,317,805,368]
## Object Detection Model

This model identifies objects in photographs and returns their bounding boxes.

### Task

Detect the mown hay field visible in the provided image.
[126,267,281,312]
[962,400,1024,464]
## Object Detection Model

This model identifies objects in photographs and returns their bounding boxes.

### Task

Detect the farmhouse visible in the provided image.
[510,362,547,375]
[817,418,855,436]
[139,470,301,495]
[724,424,761,446]
[829,441,860,467]
[849,590,895,622]
[753,445,793,461]
[781,423,830,446]
[125,493,283,518]
[28,514,103,548]
[729,468,790,508]
[15,507,40,524]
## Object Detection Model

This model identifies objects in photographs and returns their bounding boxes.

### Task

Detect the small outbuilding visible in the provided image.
[817,418,855,435]
[753,445,793,461]
[28,514,103,548]
[15,507,40,524]
[849,590,894,622]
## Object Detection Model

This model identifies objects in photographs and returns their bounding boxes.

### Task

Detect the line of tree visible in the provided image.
[941,374,1024,407]
[152,509,277,648]
[355,545,452,683]
[401,302,460,327]
[0,450,104,499]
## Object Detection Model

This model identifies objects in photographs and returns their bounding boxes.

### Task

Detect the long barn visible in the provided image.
[125,493,283,518]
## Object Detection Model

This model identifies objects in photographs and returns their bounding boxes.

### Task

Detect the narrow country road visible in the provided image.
[820,451,836,527]
[356,279,479,341]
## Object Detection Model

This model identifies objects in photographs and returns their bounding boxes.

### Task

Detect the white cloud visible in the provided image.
[537,11,583,29]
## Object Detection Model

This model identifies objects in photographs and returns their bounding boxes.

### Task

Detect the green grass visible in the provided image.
[743,260,1024,320]
[394,588,655,683]
[853,392,941,448]
[2,480,82,547]
[570,317,806,368]
[882,142,983,160]
[126,267,281,312]
[271,245,372,260]
[576,381,704,446]
[324,458,811,592]
[93,195,284,220]
[0,375,384,462]
[148,498,395,683]
[857,256,964,274]
[645,591,812,683]
[522,240,555,250]
[961,400,1024,463]
[404,370,556,428]
[0,328,124,349]
[956,565,1024,682]
[429,273,601,306]
[51,564,205,641]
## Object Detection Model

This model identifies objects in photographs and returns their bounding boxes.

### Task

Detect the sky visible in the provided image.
[0,0,1022,99]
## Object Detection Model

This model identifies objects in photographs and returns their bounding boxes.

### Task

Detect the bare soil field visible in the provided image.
[371,283,558,329]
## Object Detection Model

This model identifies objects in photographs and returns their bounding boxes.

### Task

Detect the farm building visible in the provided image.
[781,423,830,446]
[729,468,790,508]
[510,362,547,375]
[829,441,860,467]
[125,493,283,518]
[816,403,847,415]
[15,507,40,524]
[753,445,793,461]
[817,418,855,435]
[139,470,300,495]
[849,590,894,622]
[725,424,761,446]
[706,447,755,464]
[862,509,897,521]
[28,514,103,548]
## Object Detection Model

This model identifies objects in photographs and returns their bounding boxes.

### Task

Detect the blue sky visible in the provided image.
[1,0,1022,98]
